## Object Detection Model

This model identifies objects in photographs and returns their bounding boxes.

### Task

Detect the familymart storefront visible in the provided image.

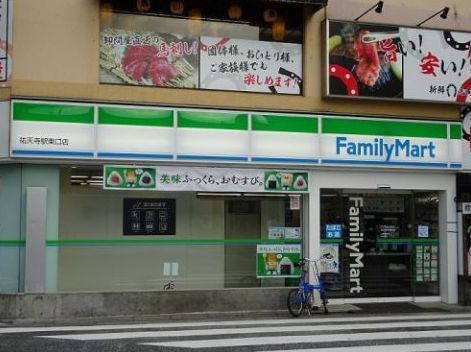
[0,100,461,313]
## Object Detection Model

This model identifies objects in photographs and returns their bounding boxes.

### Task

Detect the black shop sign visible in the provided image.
[123,198,176,236]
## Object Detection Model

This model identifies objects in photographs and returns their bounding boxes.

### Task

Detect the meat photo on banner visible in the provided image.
[328,21,403,98]
[328,20,471,104]
[199,36,303,94]
[100,28,199,88]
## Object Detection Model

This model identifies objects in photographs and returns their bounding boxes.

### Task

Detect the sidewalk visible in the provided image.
[2,301,470,327]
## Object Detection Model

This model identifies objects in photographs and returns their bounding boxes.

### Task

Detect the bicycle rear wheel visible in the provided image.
[321,290,328,315]
[287,288,304,317]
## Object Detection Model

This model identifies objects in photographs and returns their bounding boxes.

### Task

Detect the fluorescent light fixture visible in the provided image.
[196,192,242,197]
[243,193,289,197]
[377,184,392,189]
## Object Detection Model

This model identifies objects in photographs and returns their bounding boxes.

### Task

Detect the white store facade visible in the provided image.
[0,99,461,304]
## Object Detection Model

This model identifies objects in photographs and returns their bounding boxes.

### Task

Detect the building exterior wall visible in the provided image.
[0,0,470,318]
[9,0,463,119]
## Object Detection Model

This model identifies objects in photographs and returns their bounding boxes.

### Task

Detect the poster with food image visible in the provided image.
[104,166,156,190]
[264,171,308,192]
[328,20,471,104]
[100,28,199,88]
[256,244,302,278]
[320,244,339,273]
[328,21,403,99]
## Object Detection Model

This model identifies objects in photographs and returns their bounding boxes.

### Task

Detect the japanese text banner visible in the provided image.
[103,165,309,193]
[200,36,302,94]
[155,166,308,193]
[327,20,471,104]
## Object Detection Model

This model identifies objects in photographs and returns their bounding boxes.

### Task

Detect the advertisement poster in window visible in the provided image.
[100,29,199,88]
[200,36,302,94]
[103,165,308,193]
[327,20,471,104]
[0,0,12,85]
[104,166,157,190]
[415,245,438,282]
[320,243,339,273]
[256,244,301,278]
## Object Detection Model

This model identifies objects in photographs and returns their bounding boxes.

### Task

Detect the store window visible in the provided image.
[99,0,305,94]
[55,167,304,292]
[320,189,440,298]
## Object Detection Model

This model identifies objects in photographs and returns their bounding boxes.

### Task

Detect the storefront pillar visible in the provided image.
[21,165,60,293]
[308,171,320,260]
[439,190,458,304]
[24,187,47,293]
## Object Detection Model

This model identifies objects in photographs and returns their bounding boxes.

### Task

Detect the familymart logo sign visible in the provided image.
[336,137,437,162]
[321,117,455,168]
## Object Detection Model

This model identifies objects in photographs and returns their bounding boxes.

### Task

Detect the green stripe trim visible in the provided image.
[178,111,248,130]
[0,240,25,247]
[450,124,462,139]
[13,102,94,124]
[377,238,439,245]
[322,118,448,139]
[46,238,301,247]
[252,115,318,133]
[99,107,173,127]
[320,238,343,244]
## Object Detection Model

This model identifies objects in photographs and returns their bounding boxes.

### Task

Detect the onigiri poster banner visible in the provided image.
[104,166,157,190]
[327,20,471,104]
[256,244,302,278]
[100,28,199,88]
[264,171,308,192]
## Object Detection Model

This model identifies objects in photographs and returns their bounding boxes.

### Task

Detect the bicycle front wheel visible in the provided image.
[287,288,304,317]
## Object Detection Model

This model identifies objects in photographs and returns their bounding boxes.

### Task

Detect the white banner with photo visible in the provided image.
[402,28,471,103]
[328,20,471,104]
[200,36,302,94]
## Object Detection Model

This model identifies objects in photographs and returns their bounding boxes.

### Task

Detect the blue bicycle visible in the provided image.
[287,257,328,317]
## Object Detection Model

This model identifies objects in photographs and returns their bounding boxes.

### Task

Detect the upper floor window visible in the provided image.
[99,0,306,94]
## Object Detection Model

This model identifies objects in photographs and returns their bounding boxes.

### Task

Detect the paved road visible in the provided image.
[1,312,471,351]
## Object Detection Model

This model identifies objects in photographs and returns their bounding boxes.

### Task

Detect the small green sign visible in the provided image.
[104,166,156,190]
[264,171,308,192]
[256,244,302,278]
